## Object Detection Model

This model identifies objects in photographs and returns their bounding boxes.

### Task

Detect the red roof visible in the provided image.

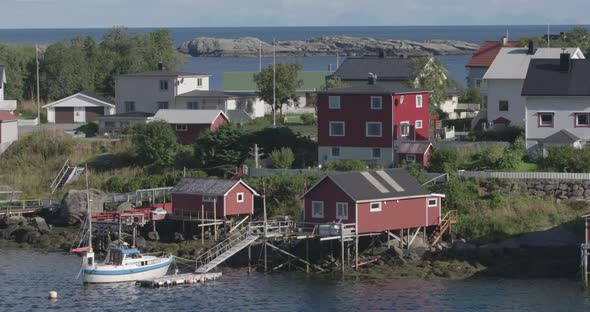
[0,110,17,122]
[465,40,519,68]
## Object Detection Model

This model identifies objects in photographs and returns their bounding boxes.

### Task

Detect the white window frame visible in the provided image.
[237,192,244,203]
[428,198,437,207]
[406,154,416,162]
[336,202,348,220]
[366,122,382,137]
[416,95,423,108]
[370,202,382,212]
[329,121,345,137]
[400,122,410,137]
[415,120,423,129]
[329,96,341,109]
[331,147,340,157]
[372,148,381,159]
[370,96,382,110]
[312,201,324,218]
[175,124,188,132]
[203,196,216,203]
[575,113,590,127]
[538,112,554,127]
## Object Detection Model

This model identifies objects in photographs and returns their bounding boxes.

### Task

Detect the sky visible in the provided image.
[1,0,590,28]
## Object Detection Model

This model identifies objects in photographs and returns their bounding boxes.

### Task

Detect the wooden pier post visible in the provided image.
[340,224,345,274]
[248,244,252,274]
[201,204,205,246]
[264,239,268,273]
[584,246,589,289]
[305,239,310,273]
[213,198,217,241]
[355,234,359,271]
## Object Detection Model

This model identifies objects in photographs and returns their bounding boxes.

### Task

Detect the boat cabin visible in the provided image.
[105,247,142,266]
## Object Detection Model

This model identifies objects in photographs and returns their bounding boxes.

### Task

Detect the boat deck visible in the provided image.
[137,272,222,288]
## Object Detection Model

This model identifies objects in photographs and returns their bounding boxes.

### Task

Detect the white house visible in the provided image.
[0,110,18,154]
[482,43,585,128]
[522,55,590,152]
[0,65,17,112]
[115,68,209,114]
[43,92,116,123]
[175,90,263,119]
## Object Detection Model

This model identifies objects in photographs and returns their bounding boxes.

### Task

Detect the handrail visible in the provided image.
[50,159,69,192]
[194,226,252,268]
[430,210,458,245]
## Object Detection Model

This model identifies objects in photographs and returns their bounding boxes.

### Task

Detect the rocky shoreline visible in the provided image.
[178,36,479,57]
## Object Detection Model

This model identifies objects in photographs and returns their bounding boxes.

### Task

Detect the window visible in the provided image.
[197,78,203,87]
[499,100,509,111]
[157,101,169,109]
[476,79,482,88]
[187,102,200,109]
[159,80,169,91]
[336,202,348,219]
[175,124,188,132]
[538,112,554,127]
[428,198,437,207]
[416,95,423,108]
[329,96,341,109]
[370,96,382,110]
[329,121,345,136]
[415,120,423,129]
[237,192,244,203]
[366,122,382,137]
[104,121,116,128]
[400,122,410,137]
[331,147,340,157]
[312,201,324,218]
[576,113,590,127]
[372,148,381,159]
[124,101,135,112]
[370,202,382,212]
[406,154,416,162]
[203,196,216,203]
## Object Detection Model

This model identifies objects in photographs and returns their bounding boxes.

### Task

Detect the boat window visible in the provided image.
[87,257,93,266]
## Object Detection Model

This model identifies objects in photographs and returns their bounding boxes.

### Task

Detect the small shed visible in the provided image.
[153,109,229,144]
[0,110,18,147]
[397,142,433,168]
[43,91,115,123]
[171,178,258,219]
[301,168,444,234]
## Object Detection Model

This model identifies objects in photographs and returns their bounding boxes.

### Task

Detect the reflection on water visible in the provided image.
[1,249,589,312]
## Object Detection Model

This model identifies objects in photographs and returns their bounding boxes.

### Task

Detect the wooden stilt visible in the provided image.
[264,239,268,272]
[201,204,204,246]
[213,199,218,241]
[305,239,310,273]
[355,234,359,271]
[248,244,252,274]
[340,224,345,274]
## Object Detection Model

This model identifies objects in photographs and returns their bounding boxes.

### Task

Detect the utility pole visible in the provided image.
[36,44,40,128]
[249,144,264,168]
[273,38,276,128]
[259,41,262,73]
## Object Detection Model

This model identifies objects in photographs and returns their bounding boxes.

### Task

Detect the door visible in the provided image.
[85,107,105,122]
[54,107,74,123]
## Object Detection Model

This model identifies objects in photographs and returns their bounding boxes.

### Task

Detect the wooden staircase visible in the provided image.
[429,210,458,246]
[195,226,259,273]
[50,160,84,193]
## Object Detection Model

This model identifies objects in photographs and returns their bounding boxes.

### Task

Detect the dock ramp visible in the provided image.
[195,227,258,273]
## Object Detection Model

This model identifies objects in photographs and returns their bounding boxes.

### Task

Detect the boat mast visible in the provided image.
[85,164,92,251]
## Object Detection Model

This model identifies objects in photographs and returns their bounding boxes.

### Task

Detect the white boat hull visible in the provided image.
[83,257,173,284]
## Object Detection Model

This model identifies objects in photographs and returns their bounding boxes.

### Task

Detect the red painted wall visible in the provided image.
[587,218,590,244]
[172,193,224,219]
[173,114,228,145]
[210,114,228,132]
[398,146,432,168]
[303,178,356,224]
[356,196,440,234]
[393,93,430,140]
[317,94,393,148]
[224,182,254,216]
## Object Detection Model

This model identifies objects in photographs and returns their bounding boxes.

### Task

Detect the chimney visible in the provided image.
[560,52,571,72]
[158,62,165,71]
[368,73,377,85]
[501,36,508,46]
[527,40,536,55]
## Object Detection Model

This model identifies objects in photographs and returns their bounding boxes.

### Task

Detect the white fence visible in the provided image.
[17,118,39,126]
[458,170,590,181]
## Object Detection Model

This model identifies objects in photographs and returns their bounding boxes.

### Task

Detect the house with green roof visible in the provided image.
[224,71,330,113]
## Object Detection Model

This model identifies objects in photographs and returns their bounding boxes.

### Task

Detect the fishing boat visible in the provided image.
[73,166,174,284]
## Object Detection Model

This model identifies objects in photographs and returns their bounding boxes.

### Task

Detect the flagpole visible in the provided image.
[36,44,40,128]
[272,38,276,128]
[259,41,262,73]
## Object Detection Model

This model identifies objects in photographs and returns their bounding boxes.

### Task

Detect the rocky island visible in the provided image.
[178,35,479,57]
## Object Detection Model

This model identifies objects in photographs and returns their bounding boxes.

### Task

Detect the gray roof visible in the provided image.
[171,178,242,196]
[333,57,416,81]
[177,90,256,98]
[309,168,430,202]
[96,111,154,119]
[318,83,424,95]
[542,130,582,144]
[153,109,228,124]
[79,91,114,105]
[226,109,252,124]
[398,142,432,154]
[522,59,590,96]
[119,70,209,78]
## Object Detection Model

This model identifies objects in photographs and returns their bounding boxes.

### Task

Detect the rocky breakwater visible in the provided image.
[178,35,479,57]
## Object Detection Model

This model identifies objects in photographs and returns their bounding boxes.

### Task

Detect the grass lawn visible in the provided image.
[509,161,539,172]
[15,111,38,120]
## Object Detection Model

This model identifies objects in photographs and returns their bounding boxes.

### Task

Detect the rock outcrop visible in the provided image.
[178,35,479,57]
[60,189,106,225]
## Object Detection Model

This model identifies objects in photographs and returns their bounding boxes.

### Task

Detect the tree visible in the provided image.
[194,124,249,176]
[254,62,303,118]
[130,121,178,168]
[0,44,35,101]
[408,57,450,115]
[270,147,295,169]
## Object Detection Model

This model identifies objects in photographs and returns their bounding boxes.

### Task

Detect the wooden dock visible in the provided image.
[136,272,222,288]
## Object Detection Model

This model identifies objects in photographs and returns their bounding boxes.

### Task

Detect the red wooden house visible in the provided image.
[171,178,258,219]
[583,213,590,245]
[153,109,228,144]
[397,142,433,168]
[300,168,444,234]
[316,78,436,167]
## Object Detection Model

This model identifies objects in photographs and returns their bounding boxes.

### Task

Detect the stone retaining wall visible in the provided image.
[501,180,590,200]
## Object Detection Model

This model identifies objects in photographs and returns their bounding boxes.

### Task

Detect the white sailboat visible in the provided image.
[74,166,174,284]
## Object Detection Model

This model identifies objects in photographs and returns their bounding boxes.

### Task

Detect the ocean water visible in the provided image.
[0,249,589,312]
[0,25,586,90]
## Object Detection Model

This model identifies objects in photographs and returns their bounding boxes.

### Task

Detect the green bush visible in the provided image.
[428,148,461,173]
[539,145,590,172]
[76,122,99,137]
[300,113,316,125]
[469,126,525,143]
[270,147,295,169]
[324,159,367,171]
[130,121,178,169]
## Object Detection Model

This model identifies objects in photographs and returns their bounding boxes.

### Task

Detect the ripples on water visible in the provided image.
[1,249,589,312]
